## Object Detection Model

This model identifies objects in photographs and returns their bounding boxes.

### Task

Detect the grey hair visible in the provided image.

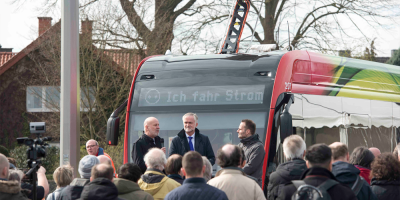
[283,135,306,160]
[202,156,212,181]
[182,113,198,124]
[86,139,98,146]
[144,148,167,170]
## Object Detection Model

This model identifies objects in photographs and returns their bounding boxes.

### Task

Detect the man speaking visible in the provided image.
[132,117,166,173]
[169,113,215,165]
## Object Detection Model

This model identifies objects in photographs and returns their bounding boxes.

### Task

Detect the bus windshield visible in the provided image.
[128,111,267,172]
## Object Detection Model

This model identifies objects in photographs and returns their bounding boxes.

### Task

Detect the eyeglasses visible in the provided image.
[86,145,98,149]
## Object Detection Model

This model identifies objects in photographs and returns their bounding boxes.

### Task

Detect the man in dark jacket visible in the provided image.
[114,163,154,200]
[79,163,122,200]
[166,154,185,184]
[238,119,265,187]
[329,142,377,200]
[164,151,228,200]
[276,144,357,200]
[267,135,307,200]
[169,113,215,165]
[132,117,166,173]
[59,155,100,200]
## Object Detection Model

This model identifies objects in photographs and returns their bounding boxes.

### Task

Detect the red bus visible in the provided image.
[107,50,400,190]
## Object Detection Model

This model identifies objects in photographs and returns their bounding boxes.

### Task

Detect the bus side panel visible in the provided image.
[124,55,161,164]
[262,50,310,188]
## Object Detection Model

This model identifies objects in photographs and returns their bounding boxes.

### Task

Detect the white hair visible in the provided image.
[283,135,306,160]
[202,156,212,181]
[86,139,98,146]
[182,113,198,124]
[144,148,167,170]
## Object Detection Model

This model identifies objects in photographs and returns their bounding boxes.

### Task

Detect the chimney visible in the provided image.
[81,18,93,42]
[0,44,13,52]
[38,17,52,36]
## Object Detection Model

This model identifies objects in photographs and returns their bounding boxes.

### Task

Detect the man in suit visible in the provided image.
[169,113,215,165]
[132,117,166,173]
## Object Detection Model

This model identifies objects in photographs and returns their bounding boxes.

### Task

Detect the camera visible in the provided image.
[17,122,52,168]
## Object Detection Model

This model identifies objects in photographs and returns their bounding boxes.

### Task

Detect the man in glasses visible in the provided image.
[86,139,116,175]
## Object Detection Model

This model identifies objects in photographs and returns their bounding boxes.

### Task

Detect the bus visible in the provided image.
[107,49,400,190]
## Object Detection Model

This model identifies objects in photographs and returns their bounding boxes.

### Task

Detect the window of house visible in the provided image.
[26,86,95,112]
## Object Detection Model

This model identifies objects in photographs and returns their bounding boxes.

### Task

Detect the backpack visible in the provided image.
[351,176,364,196]
[291,179,338,200]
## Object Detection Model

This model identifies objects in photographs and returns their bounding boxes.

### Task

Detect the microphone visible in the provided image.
[160,138,164,148]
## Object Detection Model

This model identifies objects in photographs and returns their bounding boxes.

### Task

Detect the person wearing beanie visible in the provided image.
[59,155,100,200]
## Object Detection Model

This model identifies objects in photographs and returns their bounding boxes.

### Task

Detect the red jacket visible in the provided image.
[355,165,371,184]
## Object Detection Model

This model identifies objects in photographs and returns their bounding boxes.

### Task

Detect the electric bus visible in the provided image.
[107,50,400,190]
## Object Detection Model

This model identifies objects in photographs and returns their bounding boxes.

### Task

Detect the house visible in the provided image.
[0,17,141,148]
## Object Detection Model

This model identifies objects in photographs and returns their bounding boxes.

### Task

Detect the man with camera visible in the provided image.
[0,153,29,199]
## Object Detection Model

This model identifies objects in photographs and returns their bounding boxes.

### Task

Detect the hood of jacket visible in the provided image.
[0,180,21,194]
[139,170,169,195]
[300,167,338,181]
[276,159,307,181]
[240,133,261,146]
[332,161,360,184]
[113,178,142,195]
[79,178,119,200]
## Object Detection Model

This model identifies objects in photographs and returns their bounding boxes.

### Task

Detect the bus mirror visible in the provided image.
[107,116,120,146]
[279,108,293,142]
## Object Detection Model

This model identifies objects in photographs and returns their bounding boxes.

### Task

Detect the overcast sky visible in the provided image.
[1,0,399,57]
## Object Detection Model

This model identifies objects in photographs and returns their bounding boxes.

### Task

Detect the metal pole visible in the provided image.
[61,0,80,177]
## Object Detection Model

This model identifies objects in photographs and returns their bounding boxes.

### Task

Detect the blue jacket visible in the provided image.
[169,128,215,165]
[164,177,228,200]
[332,161,377,200]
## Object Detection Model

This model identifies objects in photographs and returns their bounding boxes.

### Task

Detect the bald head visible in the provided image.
[144,117,160,138]
[369,147,381,158]
[0,153,9,179]
[98,155,111,165]
[329,142,349,162]
[217,144,242,168]
[91,164,114,181]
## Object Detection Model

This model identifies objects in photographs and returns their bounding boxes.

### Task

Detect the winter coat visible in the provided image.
[113,178,154,200]
[371,179,400,200]
[207,167,266,200]
[78,178,122,200]
[169,128,215,165]
[132,133,162,173]
[238,133,265,187]
[267,158,307,200]
[0,179,29,200]
[276,167,357,200]
[332,161,377,200]
[167,174,184,185]
[164,177,228,200]
[138,169,181,200]
[355,165,371,184]
[59,178,90,200]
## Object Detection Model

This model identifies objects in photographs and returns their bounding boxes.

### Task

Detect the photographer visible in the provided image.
[0,153,29,200]
[21,166,49,200]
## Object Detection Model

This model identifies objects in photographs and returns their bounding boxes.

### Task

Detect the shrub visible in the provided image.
[10,145,60,174]
[0,145,10,157]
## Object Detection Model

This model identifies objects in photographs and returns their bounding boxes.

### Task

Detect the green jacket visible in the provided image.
[114,178,154,200]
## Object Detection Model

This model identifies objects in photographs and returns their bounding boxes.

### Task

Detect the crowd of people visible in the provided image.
[0,112,400,200]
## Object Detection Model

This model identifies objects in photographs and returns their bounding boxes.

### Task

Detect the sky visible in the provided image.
[1,0,400,57]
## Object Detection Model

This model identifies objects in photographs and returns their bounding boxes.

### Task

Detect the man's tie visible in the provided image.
[188,136,194,151]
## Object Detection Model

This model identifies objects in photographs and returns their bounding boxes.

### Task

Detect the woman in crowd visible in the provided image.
[349,146,375,184]
[370,153,400,200]
[46,165,73,200]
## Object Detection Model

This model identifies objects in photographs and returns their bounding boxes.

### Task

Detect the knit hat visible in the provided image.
[79,155,99,179]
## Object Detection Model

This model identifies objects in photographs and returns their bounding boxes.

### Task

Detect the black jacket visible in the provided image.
[78,178,123,200]
[239,134,265,187]
[169,128,215,165]
[167,174,185,184]
[332,161,377,200]
[132,133,162,173]
[267,158,307,200]
[164,177,228,200]
[59,178,90,200]
[276,167,357,200]
[371,179,400,200]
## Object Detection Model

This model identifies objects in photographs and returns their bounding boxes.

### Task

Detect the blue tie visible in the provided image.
[188,136,194,151]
